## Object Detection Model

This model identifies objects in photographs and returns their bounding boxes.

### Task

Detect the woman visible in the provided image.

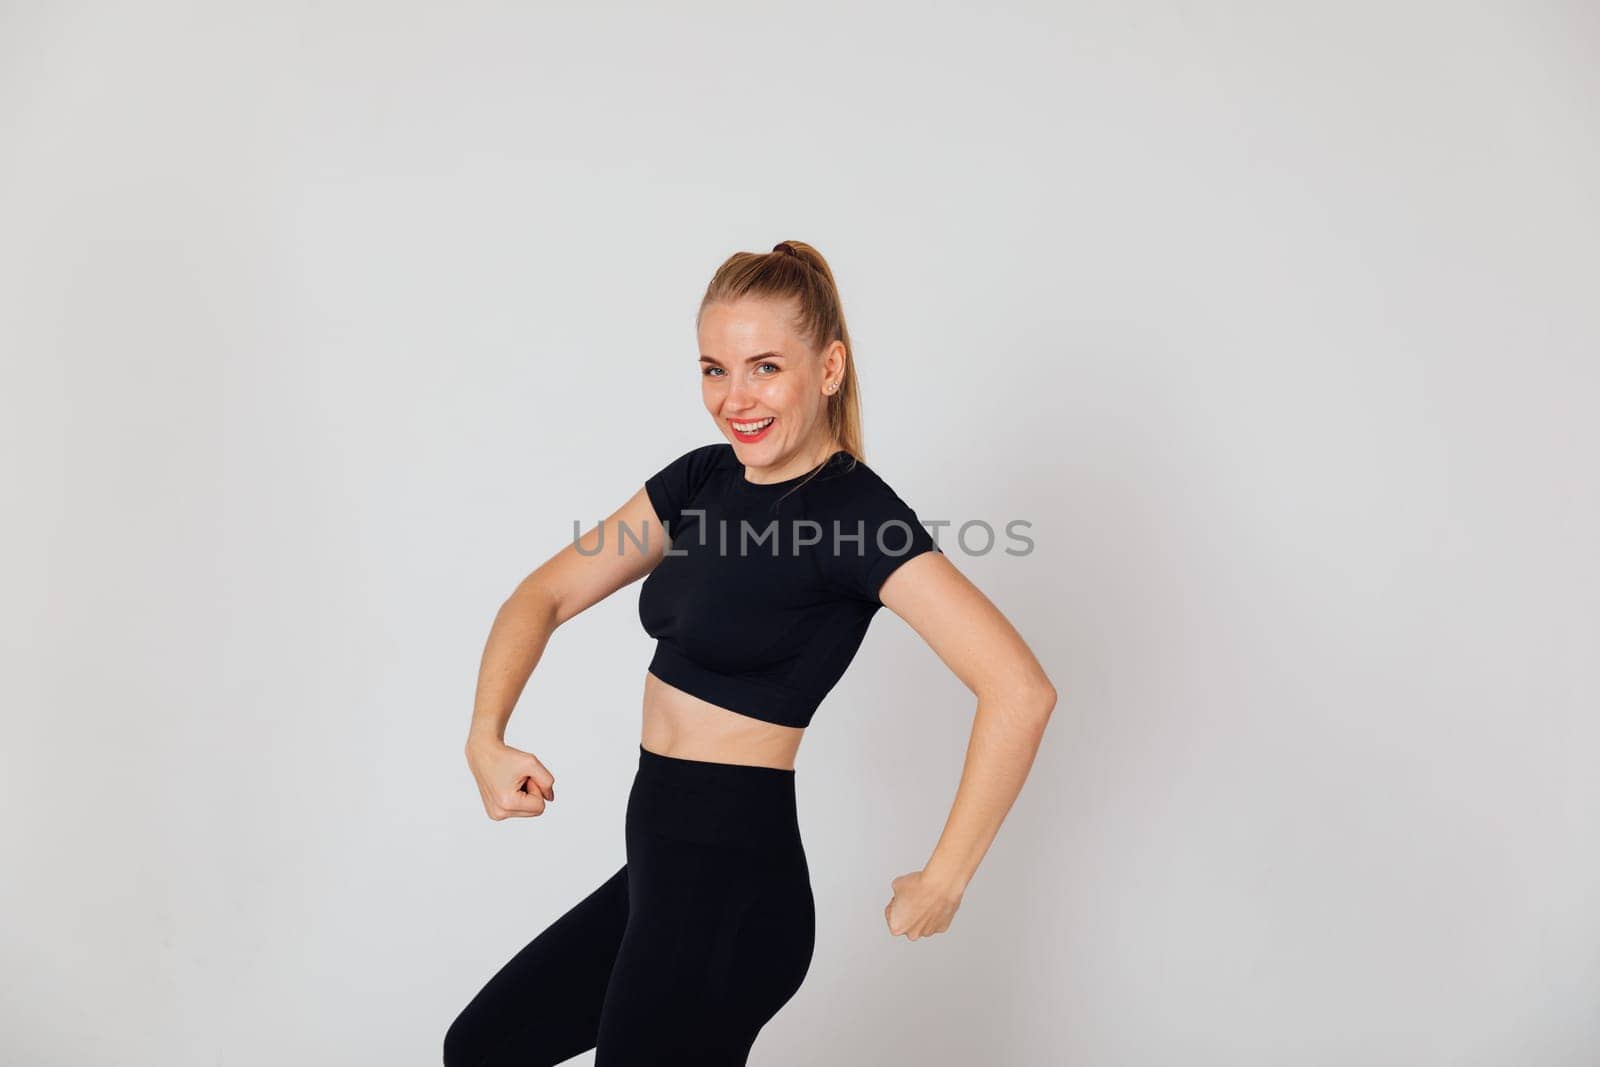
[444,241,1057,1066]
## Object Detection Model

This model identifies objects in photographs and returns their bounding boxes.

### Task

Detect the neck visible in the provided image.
[743,437,839,485]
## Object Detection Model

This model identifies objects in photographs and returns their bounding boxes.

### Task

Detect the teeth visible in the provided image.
[733,418,774,433]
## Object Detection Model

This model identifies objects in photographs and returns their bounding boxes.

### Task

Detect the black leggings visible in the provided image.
[444,745,815,1066]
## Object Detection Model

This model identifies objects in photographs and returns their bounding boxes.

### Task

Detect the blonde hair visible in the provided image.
[697,240,865,464]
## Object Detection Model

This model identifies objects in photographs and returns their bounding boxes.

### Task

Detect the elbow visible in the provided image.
[1030,678,1058,729]
[1016,665,1057,717]
[983,672,1056,734]
[502,580,562,628]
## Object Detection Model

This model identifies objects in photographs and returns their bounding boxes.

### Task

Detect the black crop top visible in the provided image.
[639,442,942,729]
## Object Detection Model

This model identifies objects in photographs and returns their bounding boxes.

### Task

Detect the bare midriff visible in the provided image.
[640,670,805,771]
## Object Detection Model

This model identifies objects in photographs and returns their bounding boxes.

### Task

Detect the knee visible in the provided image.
[442,1010,483,1067]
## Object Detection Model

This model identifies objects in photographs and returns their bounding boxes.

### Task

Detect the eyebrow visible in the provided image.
[698,351,785,365]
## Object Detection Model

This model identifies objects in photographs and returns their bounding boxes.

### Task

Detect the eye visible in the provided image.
[756,362,779,375]
[701,365,725,377]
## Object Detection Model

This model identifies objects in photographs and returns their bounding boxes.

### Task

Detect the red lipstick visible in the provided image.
[729,417,776,443]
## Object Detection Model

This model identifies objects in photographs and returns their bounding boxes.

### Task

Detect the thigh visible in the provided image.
[594,838,815,1066]
[713,855,815,1050]
[444,864,629,1067]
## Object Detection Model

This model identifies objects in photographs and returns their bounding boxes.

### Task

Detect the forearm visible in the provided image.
[921,684,1055,892]
[467,580,561,748]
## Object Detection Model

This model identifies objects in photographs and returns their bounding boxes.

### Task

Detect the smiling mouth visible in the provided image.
[730,417,775,433]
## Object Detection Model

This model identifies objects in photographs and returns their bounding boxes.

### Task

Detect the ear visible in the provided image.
[822,339,847,387]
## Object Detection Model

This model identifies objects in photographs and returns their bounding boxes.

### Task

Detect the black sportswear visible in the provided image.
[444,444,938,1065]
[444,746,814,1066]
[639,443,941,728]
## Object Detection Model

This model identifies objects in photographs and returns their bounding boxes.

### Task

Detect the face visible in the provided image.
[697,297,844,474]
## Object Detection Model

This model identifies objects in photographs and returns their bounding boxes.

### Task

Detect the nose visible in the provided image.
[722,374,758,414]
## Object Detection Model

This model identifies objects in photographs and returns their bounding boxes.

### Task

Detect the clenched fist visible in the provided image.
[466,738,556,820]
[883,869,964,941]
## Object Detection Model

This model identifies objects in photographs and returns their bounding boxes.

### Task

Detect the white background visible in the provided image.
[3,2,1597,1064]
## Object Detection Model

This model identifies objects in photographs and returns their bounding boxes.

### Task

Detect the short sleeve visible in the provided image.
[824,469,942,604]
[644,443,725,535]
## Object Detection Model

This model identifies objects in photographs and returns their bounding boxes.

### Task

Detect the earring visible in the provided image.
[826,383,837,393]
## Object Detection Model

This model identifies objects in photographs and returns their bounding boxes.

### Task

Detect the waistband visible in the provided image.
[629,745,803,855]
[637,743,795,783]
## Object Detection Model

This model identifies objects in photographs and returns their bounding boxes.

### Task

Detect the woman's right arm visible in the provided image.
[465,485,666,821]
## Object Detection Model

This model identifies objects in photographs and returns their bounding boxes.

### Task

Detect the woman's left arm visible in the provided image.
[876,550,1058,942]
